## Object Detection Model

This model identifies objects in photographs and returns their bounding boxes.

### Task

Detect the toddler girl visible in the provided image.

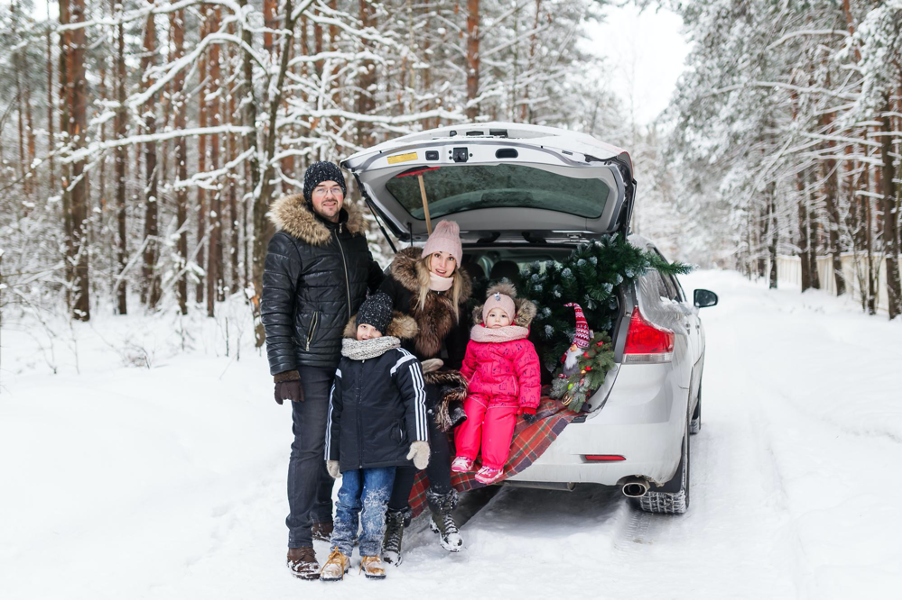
[453,283,541,484]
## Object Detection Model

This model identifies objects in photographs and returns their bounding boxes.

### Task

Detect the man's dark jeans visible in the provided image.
[286,365,336,548]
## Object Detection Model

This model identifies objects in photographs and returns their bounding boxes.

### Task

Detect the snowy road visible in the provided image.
[2,270,900,599]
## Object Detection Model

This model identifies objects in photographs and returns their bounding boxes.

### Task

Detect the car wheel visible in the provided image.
[636,410,690,515]
[689,382,702,435]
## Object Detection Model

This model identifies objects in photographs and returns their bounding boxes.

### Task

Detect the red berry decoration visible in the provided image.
[586,366,592,371]
[583,352,589,358]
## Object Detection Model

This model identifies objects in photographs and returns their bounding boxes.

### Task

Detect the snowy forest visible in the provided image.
[0,0,901,342]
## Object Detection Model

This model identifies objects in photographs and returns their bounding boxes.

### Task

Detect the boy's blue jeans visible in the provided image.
[332,467,396,557]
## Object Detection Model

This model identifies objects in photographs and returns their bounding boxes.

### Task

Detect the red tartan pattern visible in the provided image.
[408,392,578,518]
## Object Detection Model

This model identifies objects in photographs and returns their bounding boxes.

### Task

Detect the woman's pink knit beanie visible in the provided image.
[421,220,462,265]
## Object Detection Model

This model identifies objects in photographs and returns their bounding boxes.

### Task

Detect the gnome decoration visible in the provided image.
[560,303,592,377]
[550,302,615,413]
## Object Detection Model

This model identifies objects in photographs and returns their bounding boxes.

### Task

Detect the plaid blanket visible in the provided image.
[408,393,578,518]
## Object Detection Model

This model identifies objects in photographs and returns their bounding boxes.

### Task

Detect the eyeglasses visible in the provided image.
[312,186,344,198]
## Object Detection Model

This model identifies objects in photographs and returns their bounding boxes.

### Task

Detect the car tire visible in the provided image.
[635,410,690,515]
[689,382,702,435]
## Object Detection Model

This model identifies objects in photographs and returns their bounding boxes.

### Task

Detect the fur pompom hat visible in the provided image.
[421,220,462,265]
[472,282,537,329]
[482,291,516,323]
[303,161,347,204]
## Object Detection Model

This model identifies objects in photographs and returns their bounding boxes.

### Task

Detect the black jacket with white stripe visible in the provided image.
[326,316,428,473]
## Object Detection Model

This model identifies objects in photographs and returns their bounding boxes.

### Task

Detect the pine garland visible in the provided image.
[517,233,691,371]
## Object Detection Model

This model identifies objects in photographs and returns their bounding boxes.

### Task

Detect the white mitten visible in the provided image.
[406,441,431,470]
[420,358,444,374]
[327,460,341,479]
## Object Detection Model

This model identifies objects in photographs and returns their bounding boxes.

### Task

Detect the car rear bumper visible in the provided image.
[507,363,689,487]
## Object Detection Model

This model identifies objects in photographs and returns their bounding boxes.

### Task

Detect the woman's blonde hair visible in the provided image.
[415,255,464,322]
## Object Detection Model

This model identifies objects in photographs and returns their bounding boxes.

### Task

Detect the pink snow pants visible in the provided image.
[453,393,520,470]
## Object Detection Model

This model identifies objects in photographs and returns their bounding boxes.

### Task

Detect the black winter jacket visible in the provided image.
[261,195,384,375]
[326,314,428,472]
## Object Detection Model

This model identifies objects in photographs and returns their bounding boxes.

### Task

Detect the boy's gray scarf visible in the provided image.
[341,336,401,360]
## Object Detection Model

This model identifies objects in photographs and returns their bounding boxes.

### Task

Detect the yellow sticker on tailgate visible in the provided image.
[387,152,418,165]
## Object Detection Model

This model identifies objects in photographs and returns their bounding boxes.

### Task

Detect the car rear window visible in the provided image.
[385,164,610,220]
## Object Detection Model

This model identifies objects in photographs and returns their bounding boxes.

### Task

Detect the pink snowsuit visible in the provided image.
[455,323,542,470]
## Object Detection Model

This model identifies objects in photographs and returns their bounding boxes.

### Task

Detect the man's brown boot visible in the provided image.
[311,521,333,542]
[287,547,320,580]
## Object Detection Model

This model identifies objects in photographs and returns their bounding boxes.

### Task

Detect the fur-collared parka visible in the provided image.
[261,195,384,375]
[327,312,428,472]
[378,246,472,368]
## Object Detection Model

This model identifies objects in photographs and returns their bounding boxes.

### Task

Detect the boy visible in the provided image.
[321,292,430,581]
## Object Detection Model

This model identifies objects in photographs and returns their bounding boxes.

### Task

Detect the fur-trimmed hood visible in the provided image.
[389,247,472,303]
[342,311,418,340]
[472,282,537,329]
[268,193,366,246]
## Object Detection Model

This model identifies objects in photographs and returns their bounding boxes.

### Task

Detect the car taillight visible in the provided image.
[623,307,674,364]
[584,455,625,462]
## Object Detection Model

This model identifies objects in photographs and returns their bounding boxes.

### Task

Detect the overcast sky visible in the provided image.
[583,4,691,127]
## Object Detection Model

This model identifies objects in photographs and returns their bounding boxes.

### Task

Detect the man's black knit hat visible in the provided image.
[303,161,347,204]
[356,292,393,335]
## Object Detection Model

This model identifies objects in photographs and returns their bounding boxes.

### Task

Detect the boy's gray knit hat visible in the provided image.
[356,292,393,334]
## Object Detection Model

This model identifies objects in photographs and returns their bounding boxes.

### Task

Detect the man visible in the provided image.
[261,161,384,580]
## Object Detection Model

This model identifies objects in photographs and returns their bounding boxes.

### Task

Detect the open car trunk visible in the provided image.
[341,122,635,244]
[343,123,636,411]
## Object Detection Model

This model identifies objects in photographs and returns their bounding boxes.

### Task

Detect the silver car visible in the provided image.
[342,122,718,514]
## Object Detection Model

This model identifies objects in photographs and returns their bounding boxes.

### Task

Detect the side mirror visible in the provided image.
[694,289,718,308]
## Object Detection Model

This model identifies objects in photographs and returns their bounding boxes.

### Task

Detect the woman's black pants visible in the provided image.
[388,383,452,510]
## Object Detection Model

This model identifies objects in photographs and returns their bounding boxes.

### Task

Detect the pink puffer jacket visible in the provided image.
[460,324,542,412]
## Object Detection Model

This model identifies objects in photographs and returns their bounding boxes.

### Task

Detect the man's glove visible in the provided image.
[327,460,341,479]
[406,441,430,470]
[274,371,303,404]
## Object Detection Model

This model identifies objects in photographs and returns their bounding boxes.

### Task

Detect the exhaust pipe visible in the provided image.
[621,477,650,498]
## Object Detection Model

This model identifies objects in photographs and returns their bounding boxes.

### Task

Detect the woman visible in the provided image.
[378,220,471,565]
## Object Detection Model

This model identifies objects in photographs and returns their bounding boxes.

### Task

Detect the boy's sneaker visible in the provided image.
[320,549,350,582]
[451,457,474,473]
[360,555,387,579]
[474,466,504,485]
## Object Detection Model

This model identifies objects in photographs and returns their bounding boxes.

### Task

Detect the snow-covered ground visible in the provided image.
[2,270,900,599]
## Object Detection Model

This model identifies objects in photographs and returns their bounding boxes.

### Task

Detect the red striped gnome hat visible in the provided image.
[565,303,590,348]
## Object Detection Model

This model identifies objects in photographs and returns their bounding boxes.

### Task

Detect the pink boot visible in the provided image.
[475,466,504,485]
[451,457,474,473]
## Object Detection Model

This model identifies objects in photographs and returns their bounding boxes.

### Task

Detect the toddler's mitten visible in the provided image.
[521,406,537,424]
[406,441,430,470]
[327,460,341,479]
